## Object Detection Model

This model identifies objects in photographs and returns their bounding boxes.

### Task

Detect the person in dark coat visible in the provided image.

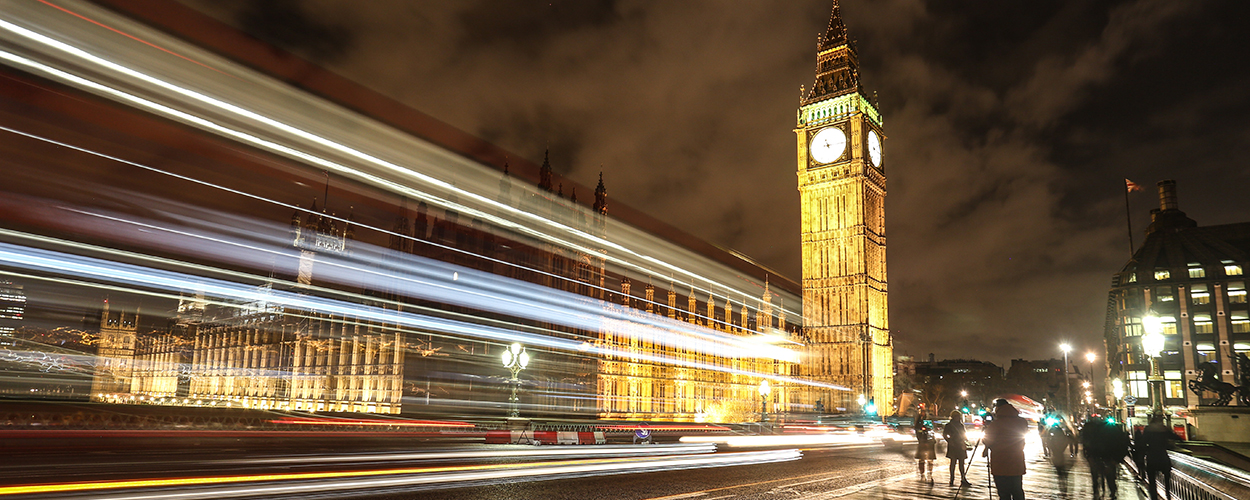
[1080,417,1108,498]
[1141,414,1179,500]
[983,400,1027,500]
[915,409,937,483]
[1096,419,1131,500]
[944,410,971,487]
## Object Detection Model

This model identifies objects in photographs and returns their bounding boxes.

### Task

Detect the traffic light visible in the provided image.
[864,398,877,415]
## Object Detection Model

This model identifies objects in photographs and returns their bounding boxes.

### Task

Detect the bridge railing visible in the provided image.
[1126,449,1250,500]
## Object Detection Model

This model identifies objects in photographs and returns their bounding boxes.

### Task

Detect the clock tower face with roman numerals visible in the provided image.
[794,1,892,417]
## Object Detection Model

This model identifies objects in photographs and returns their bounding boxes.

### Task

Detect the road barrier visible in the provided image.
[484,430,606,445]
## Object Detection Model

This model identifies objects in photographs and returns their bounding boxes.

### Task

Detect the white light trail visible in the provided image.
[0,2,803,321]
[0,229,844,389]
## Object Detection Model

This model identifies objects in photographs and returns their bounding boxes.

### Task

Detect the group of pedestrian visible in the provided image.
[912,400,1178,500]
[1079,414,1131,499]
[915,408,975,486]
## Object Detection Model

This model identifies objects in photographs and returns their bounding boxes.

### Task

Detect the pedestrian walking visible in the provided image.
[914,408,937,483]
[1080,416,1107,498]
[1141,414,1179,500]
[983,399,1027,500]
[1098,419,1131,500]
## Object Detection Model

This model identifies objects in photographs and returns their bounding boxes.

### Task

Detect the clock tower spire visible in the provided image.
[795,1,892,416]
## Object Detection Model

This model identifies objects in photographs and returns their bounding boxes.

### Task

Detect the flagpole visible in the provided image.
[1124,183,1135,258]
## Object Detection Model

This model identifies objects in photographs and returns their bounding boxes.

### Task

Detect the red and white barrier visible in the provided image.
[484,430,605,445]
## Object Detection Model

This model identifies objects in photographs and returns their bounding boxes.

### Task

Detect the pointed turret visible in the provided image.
[498,160,513,206]
[667,283,677,320]
[819,0,848,51]
[538,149,554,192]
[804,1,862,104]
[593,172,608,215]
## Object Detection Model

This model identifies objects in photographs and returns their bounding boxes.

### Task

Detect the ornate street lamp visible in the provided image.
[759,379,771,424]
[1141,314,1166,418]
[502,343,530,418]
[1060,343,1073,415]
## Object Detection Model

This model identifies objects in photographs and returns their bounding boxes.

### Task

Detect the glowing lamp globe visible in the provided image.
[1142,331,1165,358]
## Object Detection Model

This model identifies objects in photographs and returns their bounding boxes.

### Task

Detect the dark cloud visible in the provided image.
[179,0,1250,366]
[233,0,354,61]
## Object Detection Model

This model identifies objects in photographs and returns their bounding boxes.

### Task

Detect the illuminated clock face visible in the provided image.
[809,127,846,164]
[867,130,883,167]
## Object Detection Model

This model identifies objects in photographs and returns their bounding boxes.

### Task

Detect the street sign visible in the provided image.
[1124,395,1137,405]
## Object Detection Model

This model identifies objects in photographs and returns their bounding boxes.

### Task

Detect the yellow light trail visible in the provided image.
[0,450,800,497]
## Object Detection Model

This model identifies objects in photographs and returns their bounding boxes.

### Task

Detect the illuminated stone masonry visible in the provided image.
[597,282,794,422]
[794,1,892,415]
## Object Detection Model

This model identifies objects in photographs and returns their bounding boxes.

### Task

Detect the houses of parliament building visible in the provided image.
[90,1,890,421]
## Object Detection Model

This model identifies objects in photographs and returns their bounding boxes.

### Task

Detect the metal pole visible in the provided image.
[1148,355,1164,418]
[508,365,521,418]
[1064,351,1071,416]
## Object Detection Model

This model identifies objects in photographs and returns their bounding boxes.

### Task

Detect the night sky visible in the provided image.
[178,0,1250,367]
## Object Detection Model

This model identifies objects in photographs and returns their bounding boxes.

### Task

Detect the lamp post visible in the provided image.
[1085,351,1097,413]
[759,379,771,425]
[1141,314,1166,419]
[501,343,530,418]
[1112,378,1125,428]
[1060,343,1073,416]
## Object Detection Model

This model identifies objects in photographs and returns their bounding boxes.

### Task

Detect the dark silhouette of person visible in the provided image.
[983,399,1027,500]
[1141,414,1179,500]
[944,410,971,487]
[914,409,937,482]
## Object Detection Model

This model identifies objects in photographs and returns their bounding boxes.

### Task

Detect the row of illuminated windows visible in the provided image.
[1125,370,1186,399]
[1153,281,1247,305]
[1123,313,1250,336]
[1145,262,1244,282]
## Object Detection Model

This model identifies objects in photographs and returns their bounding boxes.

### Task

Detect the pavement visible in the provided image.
[837,450,1145,500]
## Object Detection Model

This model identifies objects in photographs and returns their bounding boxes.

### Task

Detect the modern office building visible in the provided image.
[1104,180,1250,412]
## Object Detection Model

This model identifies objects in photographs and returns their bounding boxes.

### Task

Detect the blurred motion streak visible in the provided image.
[0,449,801,498]
[0,0,850,421]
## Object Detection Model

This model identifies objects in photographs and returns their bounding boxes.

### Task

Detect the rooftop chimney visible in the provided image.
[1144,179,1196,237]
[1158,179,1178,211]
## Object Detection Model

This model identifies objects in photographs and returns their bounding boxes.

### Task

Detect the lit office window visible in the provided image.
[1155,269,1171,280]
[1124,317,1142,337]
[1226,265,1244,276]
[1231,311,1249,333]
[1191,284,1210,305]
[1193,313,1213,334]
[1159,315,1177,334]
[1189,267,1205,279]
[1229,281,1247,304]
[1156,286,1174,302]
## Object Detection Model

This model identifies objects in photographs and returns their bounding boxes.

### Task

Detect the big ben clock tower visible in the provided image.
[796,1,891,416]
